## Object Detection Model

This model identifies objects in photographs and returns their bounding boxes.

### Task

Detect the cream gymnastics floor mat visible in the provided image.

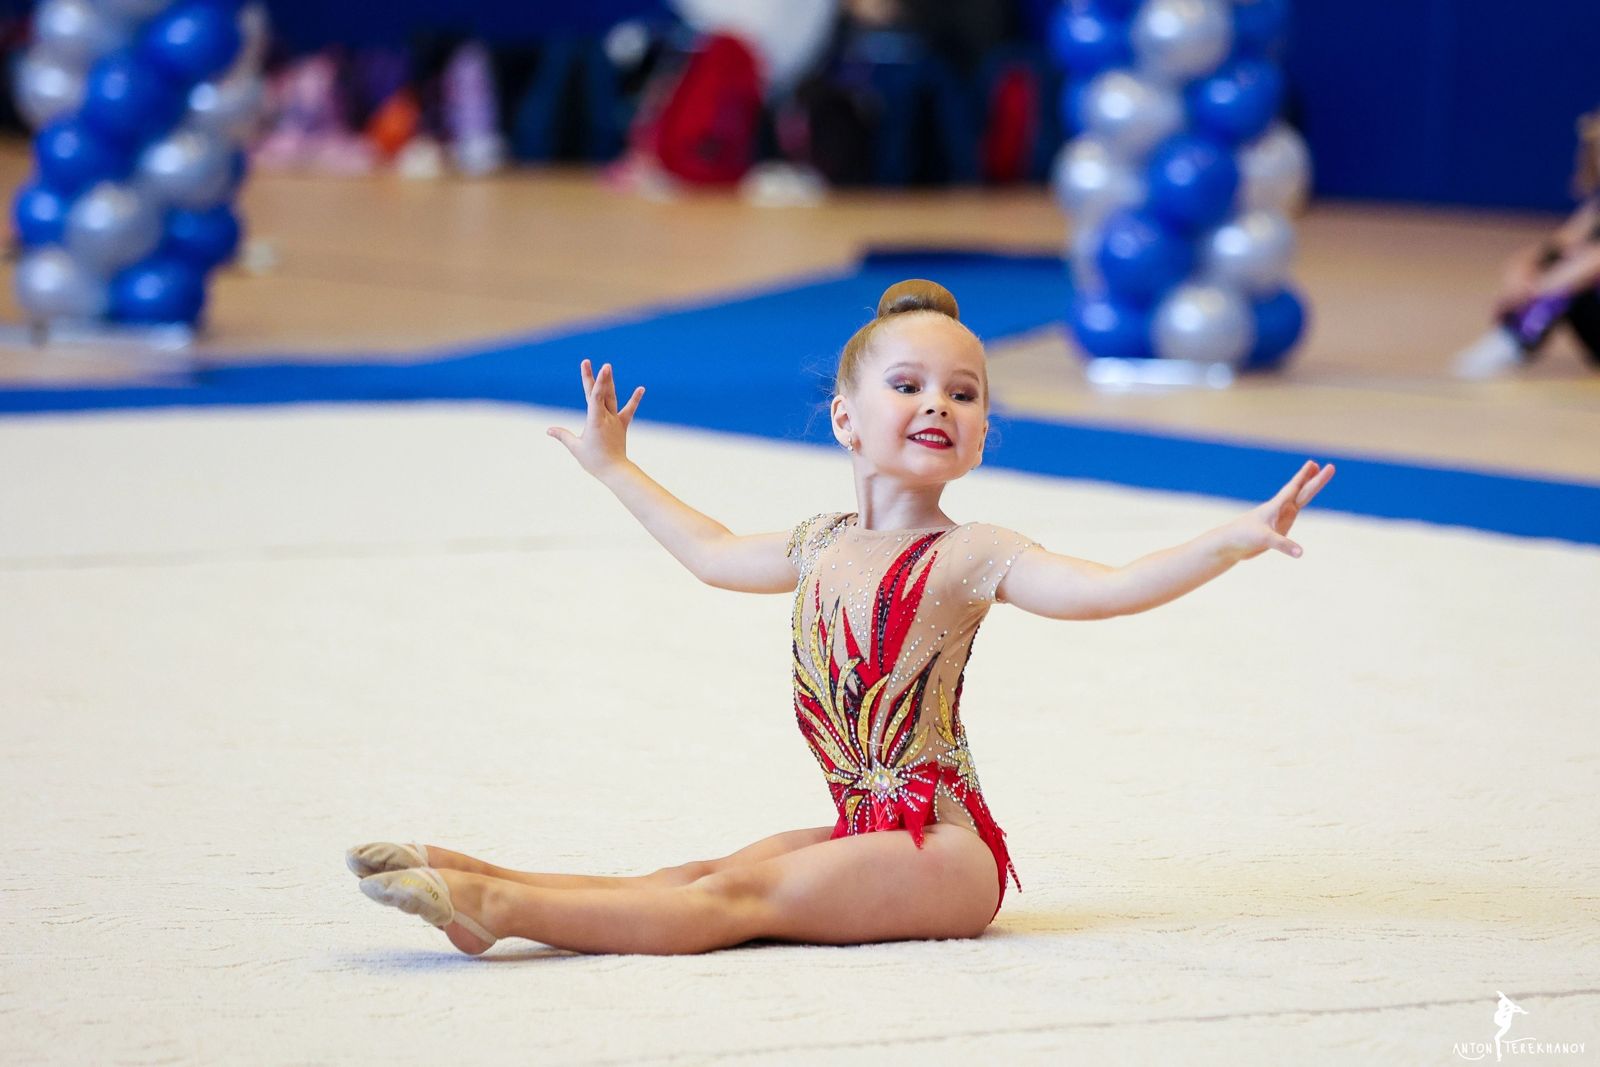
[2,403,1595,1065]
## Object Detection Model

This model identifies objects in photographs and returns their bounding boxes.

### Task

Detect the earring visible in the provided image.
[845,439,856,452]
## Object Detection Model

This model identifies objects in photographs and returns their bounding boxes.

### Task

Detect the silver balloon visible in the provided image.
[1132,0,1232,84]
[1200,210,1295,295]
[1077,70,1184,160]
[1237,121,1312,214]
[13,49,86,129]
[1068,220,1108,297]
[187,73,265,142]
[136,128,234,209]
[1051,136,1148,226]
[14,246,109,320]
[35,0,129,67]
[92,0,173,20]
[1152,283,1255,363]
[64,180,161,272]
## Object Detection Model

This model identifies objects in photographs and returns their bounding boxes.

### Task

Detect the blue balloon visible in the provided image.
[1070,295,1154,359]
[160,203,240,269]
[13,181,73,246]
[1243,287,1306,370]
[1233,0,1290,55]
[35,118,132,194]
[1095,208,1194,304]
[1058,78,1094,136]
[1146,133,1240,232]
[140,2,243,85]
[1049,6,1131,77]
[1187,59,1283,144]
[109,256,206,323]
[225,146,248,194]
[81,49,186,145]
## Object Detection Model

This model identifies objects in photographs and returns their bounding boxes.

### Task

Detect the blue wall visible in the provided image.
[32,0,1587,212]
[1285,0,1599,212]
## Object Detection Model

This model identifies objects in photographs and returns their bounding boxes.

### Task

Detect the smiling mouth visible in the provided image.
[908,431,952,449]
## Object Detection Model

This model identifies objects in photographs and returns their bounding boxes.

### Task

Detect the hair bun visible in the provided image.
[876,279,960,321]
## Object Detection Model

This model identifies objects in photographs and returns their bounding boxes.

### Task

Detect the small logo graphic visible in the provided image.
[1452,992,1587,1061]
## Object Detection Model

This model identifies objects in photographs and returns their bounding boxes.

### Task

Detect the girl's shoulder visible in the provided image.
[936,522,1043,605]
[785,511,851,567]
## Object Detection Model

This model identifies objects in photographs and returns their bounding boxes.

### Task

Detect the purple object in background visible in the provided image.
[442,40,505,174]
[1502,292,1572,350]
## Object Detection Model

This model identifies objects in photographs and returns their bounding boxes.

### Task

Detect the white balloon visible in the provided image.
[671,0,836,94]
[1132,0,1232,84]
[65,181,162,273]
[14,246,109,320]
[1068,219,1109,298]
[1051,136,1149,225]
[187,73,266,143]
[13,49,86,129]
[1078,70,1184,160]
[35,0,129,66]
[1200,210,1295,294]
[1237,121,1312,213]
[1153,283,1255,363]
[137,129,234,210]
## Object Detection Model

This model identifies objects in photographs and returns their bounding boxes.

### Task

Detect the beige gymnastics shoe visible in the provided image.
[359,867,500,947]
[345,842,429,878]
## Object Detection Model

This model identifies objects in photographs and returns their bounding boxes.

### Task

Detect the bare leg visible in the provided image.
[421,825,834,891]
[428,823,999,956]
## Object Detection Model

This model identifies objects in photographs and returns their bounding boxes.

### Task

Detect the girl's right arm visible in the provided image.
[546,359,798,594]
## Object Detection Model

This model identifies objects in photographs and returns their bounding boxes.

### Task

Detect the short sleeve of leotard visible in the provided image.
[955,524,1041,604]
[785,511,843,572]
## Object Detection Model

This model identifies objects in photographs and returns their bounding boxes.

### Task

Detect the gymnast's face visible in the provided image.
[836,313,990,483]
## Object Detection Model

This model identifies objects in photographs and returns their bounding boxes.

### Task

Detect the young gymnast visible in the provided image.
[1454,106,1600,377]
[348,278,1335,956]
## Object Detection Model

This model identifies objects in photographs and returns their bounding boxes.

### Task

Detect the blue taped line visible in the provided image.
[2,249,1596,546]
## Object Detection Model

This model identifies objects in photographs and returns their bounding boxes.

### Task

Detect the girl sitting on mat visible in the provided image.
[1455,106,1600,377]
[348,278,1335,956]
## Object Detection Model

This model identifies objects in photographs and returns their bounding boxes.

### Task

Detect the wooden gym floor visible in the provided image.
[1,139,1596,484]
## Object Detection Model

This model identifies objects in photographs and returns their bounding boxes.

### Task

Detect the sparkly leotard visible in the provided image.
[786,511,1039,918]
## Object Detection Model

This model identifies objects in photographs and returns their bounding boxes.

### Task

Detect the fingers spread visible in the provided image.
[1296,463,1336,507]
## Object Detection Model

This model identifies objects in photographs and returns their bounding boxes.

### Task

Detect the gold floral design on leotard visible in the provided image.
[791,532,944,837]
[932,679,983,794]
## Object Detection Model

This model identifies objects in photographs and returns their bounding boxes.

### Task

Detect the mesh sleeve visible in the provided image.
[963,525,1041,604]
[786,512,826,570]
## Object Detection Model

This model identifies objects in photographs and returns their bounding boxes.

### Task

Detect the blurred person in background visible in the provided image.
[1455,107,1600,377]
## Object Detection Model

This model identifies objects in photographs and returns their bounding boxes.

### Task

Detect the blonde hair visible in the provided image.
[834,279,987,409]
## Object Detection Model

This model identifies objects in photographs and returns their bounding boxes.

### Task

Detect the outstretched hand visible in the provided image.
[1220,460,1336,562]
[546,359,645,477]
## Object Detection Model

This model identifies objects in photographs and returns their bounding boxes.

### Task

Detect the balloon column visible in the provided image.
[11,0,267,330]
[1050,0,1310,372]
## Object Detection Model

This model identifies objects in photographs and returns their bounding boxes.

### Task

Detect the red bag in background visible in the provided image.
[980,62,1040,185]
[629,33,764,185]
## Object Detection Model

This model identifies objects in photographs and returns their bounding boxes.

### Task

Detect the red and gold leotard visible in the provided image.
[786,511,1039,917]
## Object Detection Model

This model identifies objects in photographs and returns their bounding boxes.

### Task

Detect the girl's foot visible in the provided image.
[1453,327,1526,379]
[359,867,501,956]
[345,841,429,878]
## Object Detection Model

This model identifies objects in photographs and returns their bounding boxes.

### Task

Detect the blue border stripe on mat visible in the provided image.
[2,249,1596,546]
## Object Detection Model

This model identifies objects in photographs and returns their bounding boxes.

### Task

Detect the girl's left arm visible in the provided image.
[999,461,1336,621]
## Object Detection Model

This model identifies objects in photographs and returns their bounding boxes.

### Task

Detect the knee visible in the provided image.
[646,859,714,886]
[685,866,770,907]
